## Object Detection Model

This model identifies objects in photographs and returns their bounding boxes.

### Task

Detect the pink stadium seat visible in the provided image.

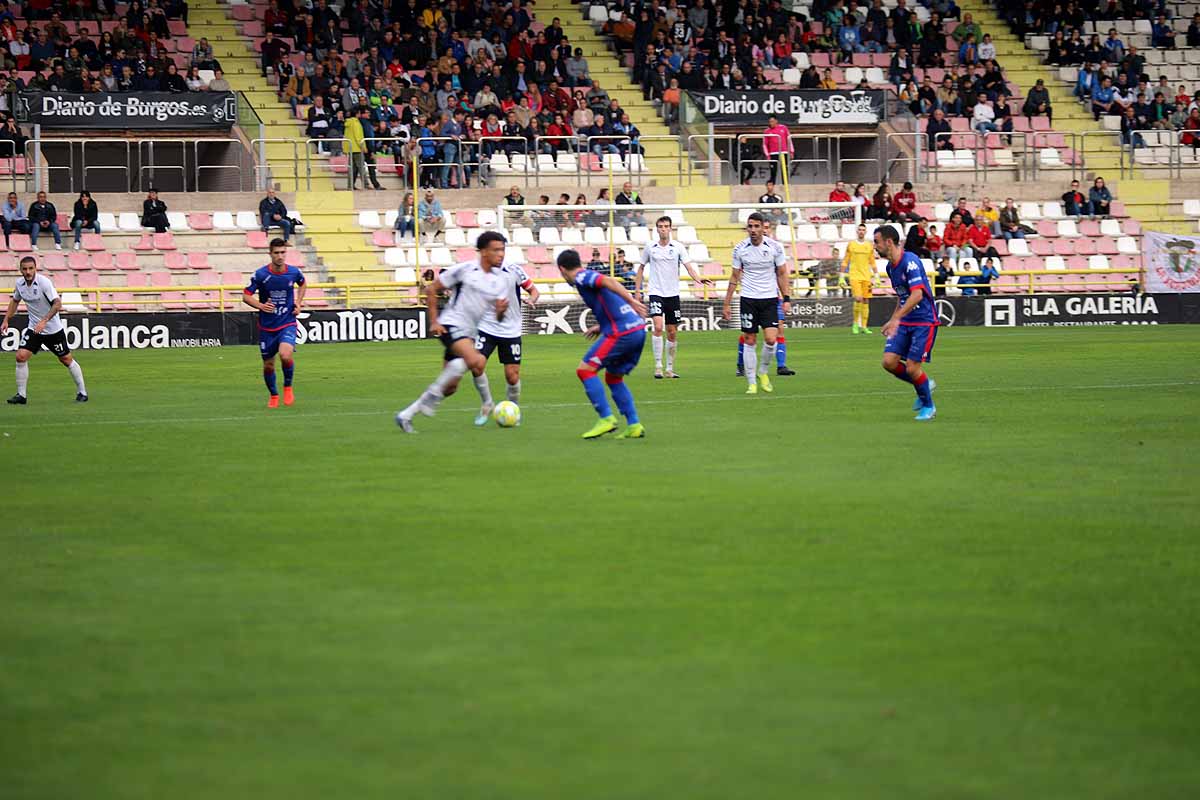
[40,252,66,270]
[1036,220,1058,238]
[455,247,475,262]
[703,262,724,276]
[992,240,1009,257]
[455,210,477,228]
[187,252,210,269]
[115,252,138,270]
[329,155,349,174]
[1096,237,1118,255]
[1031,117,1052,131]
[1078,220,1101,237]
[56,213,70,229]
[149,272,172,288]
[1067,257,1088,270]
[8,234,30,252]
[811,243,834,259]
[526,246,550,264]
[1109,201,1126,217]
[285,248,305,265]
[1122,219,1141,235]
[1010,116,1031,132]
[222,271,243,286]
[153,233,176,250]
[371,229,394,248]
[163,252,187,270]
[1075,238,1097,256]
[67,251,90,270]
[247,230,270,248]
[81,234,105,251]
[231,4,254,20]
[91,251,114,269]
[1053,239,1075,256]
[243,21,264,37]
[132,234,153,251]
[1030,239,1054,256]
[188,213,213,230]
[168,19,186,36]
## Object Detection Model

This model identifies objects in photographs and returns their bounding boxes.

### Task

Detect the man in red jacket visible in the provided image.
[942,212,970,262]
[892,181,920,222]
[967,216,1002,267]
[761,115,793,184]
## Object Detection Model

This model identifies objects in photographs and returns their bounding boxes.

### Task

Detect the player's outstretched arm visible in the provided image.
[722,268,741,320]
[523,281,540,307]
[1,296,18,334]
[634,262,644,298]
[599,274,646,317]
[682,260,712,286]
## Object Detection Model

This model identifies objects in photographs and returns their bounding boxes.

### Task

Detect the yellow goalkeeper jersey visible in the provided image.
[842,240,876,282]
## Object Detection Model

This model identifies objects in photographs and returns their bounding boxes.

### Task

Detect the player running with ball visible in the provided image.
[723,212,790,395]
[243,238,305,408]
[396,231,510,433]
[557,249,648,439]
[873,225,938,420]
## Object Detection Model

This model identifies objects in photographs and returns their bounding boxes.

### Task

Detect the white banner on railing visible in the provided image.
[1144,231,1200,293]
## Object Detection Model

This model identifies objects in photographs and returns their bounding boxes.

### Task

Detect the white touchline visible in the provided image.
[10,381,1199,430]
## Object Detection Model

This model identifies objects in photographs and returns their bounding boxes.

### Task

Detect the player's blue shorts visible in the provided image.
[884,323,937,363]
[584,329,645,375]
[259,324,298,359]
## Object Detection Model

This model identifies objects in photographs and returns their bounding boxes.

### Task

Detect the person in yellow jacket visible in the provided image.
[841,223,876,334]
[342,106,381,190]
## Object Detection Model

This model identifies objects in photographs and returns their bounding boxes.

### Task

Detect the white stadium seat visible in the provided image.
[118,212,141,230]
[212,211,236,230]
[357,210,382,228]
[167,212,189,231]
[384,247,406,266]
[393,267,417,283]
[235,211,259,230]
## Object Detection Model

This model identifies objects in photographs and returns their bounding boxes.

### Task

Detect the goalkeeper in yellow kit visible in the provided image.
[841,223,876,334]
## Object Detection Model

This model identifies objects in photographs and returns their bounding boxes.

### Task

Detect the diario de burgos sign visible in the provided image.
[17,92,238,129]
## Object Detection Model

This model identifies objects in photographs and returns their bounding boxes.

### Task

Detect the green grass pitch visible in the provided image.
[3,326,1199,799]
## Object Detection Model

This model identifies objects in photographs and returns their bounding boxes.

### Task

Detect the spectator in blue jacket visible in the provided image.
[1089,177,1113,218]
[1152,14,1177,49]
[259,188,293,242]
[1092,76,1118,120]
[1,191,28,247]
[837,16,863,61]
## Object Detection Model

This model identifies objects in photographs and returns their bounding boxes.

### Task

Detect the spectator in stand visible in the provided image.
[615,181,645,228]
[207,69,231,93]
[936,78,960,117]
[28,192,61,251]
[942,212,969,263]
[758,180,787,225]
[967,216,1001,270]
[893,181,920,222]
[259,188,293,242]
[141,189,169,233]
[1089,177,1112,218]
[417,190,444,243]
[926,224,944,260]
[70,191,99,252]
[976,197,1001,236]
[869,183,894,221]
[1121,105,1146,149]
[192,37,218,70]
[760,115,793,184]
[952,197,974,227]
[261,31,291,77]
[978,33,996,63]
[1024,78,1052,122]
[952,12,981,47]
[1151,14,1176,49]
[999,198,1027,240]
[1062,179,1091,217]
[1189,14,1200,48]
[818,68,837,90]
[392,192,416,241]
[972,92,998,135]
[934,257,954,297]
[904,218,930,258]
[1092,76,1118,121]
[1,192,28,248]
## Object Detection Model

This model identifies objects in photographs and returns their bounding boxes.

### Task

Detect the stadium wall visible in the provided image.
[3,295,1199,351]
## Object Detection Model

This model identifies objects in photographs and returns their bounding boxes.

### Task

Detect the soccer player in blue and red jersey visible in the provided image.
[243,238,305,408]
[873,225,938,420]
[556,248,649,439]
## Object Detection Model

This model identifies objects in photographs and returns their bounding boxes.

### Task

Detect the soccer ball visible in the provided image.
[493,400,521,428]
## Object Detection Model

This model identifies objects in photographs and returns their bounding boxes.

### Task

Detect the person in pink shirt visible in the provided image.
[761,115,794,184]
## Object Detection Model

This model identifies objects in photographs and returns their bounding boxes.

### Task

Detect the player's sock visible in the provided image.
[577,367,612,417]
[859,302,870,328]
[506,380,520,403]
[913,371,933,408]
[889,363,914,384]
[775,336,787,368]
[606,372,639,424]
[15,361,28,397]
[743,346,757,384]
[759,342,776,375]
[263,365,278,396]
[736,335,745,371]
[652,334,664,370]
[280,358,294,387]
[473,372,493,407]
[666,340,677,373]
[67,361,86,395]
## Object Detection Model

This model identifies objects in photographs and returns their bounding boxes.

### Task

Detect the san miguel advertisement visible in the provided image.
[0,309,428,351]
[690,90,887,125]
[16,91,238,129]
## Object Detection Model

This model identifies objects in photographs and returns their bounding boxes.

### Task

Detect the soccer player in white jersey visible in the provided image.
[722,212,790,395]
[472,256,540,425]
[2,256,87,404]
[396,231,509,433]
[636,215,711,379]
